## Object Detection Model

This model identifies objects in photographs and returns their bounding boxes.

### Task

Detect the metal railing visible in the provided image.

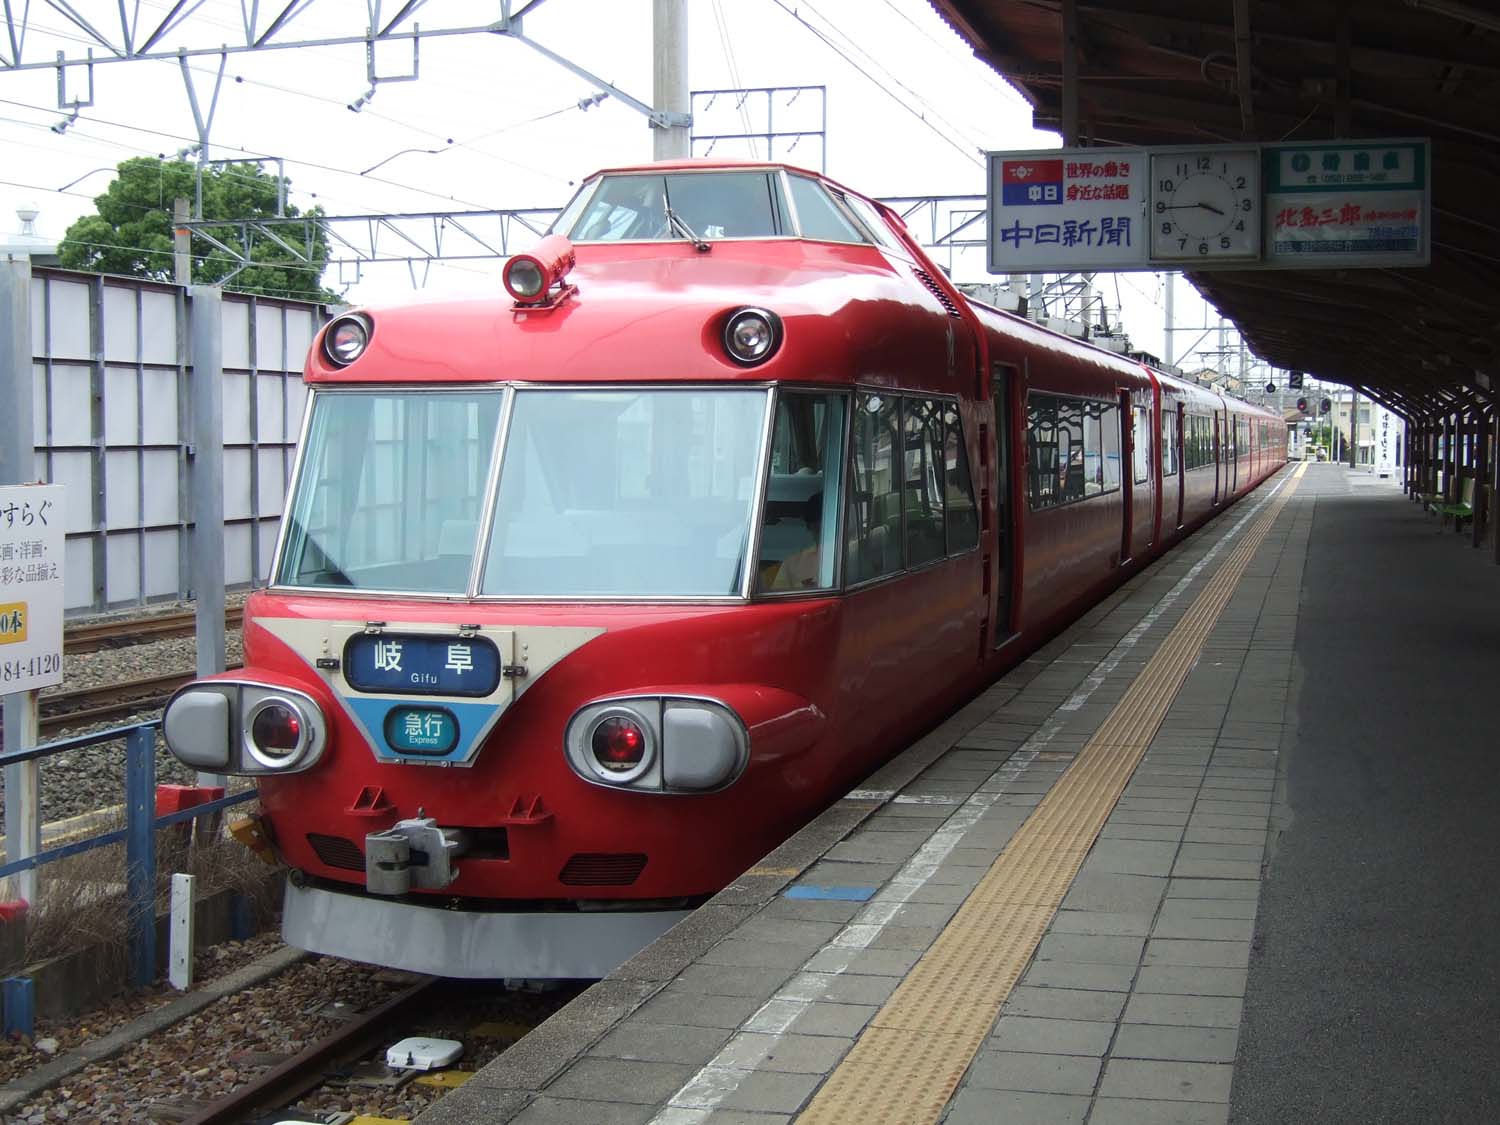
[0,721,257,988]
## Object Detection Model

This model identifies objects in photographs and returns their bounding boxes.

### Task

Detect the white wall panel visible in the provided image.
[255,374,285,443]
[223,523,251,585]
[47,363,93,446]
[143,529,180,597]
[286,308,316,368]
[46,279,93,361]
[102,286,138,363]
[142,450,180,526]
[256,448,286,515]
[140,290,179,365]
[103,365,140,445]
[223,448,253,521]
[106,531,141,604]
[256,522,279,582]
[255,306,286,371]
[222,370,252,444]
[221,300,251,369]
[141,369,178,444]
[49,452,93,534]
[64,536,94,610]
[104,451,140,529]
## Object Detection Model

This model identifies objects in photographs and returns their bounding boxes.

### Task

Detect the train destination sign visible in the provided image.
[0,484,65,694]
[986,138,1429,274]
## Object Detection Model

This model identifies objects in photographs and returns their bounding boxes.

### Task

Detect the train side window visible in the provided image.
[756,391,848,594]
[944,404,979,553]
[1133,406,1151,484]
[1026,394,1060,509]
[1161,409,1176,476]
[788,174,871,244]
[904,399,947,569]
[846,393,903,583]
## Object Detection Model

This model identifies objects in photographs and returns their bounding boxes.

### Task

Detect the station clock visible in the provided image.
[1149,148,1260,262]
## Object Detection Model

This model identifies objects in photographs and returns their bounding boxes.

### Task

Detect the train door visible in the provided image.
[1119,390,1133,565]
[1176,403,1186,529]
[989,364,1015,645]
[1212,412,1222,505]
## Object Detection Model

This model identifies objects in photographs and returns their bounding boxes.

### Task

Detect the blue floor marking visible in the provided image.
[784,885,877,902]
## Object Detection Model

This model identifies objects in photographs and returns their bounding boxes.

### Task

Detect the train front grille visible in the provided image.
[307,833,365,872]
[559,853,648,886]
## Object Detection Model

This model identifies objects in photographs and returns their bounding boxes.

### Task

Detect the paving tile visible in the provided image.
[1001,985,1128,1023]
[1061,872,1168,914]
[1152,900,1260,924]
[1099,822,1186,843]
[511,1096,656,1124]
[1133,966,1248,997]
[759,898,864,924]
[965,1049,1102,1094]
[1081,843,1178,878]
[1149,916,1254,941]
[1123,993,1243,1028]
[1097,1058,1233,1103]
[1143,939,1251,969]
[802,947,921,977]
[1166,878,1260,901]
[670,965,794,999]
[699,939,821,971]
[1179,827,1265,846]
[715,1031,853,1073]
[1087,1098,1229,1124]
[778,971,900,1007]
[1176,842,1264,863]
[870,901,960,928]
[990,1015,1115,1057]
[634,990,767,1030]
[866,923,944,950]
[732,917,846,945]
[1171,858,1263,880]
[544,1058,696,1105]
[713,1069,823,1114]
[782,1001,877,1038]
[1049,910,1153,937]
[1021,960,1138,993]
[1036,933,1147,965]
[592,1022,735,1066]
[1112,1023,1239,1064]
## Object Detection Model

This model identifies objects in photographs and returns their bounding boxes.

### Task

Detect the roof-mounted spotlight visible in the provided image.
[503,235,578,310]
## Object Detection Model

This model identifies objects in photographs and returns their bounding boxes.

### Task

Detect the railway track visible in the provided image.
[36,670,200,735]
[63,606,244,654]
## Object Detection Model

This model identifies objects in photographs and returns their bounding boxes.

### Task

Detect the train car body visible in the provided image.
[162,161,1284,978]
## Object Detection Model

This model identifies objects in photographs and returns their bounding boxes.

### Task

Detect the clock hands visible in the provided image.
[1161,202,1226,215]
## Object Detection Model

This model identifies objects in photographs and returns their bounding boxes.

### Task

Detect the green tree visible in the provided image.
[59,157,339,302]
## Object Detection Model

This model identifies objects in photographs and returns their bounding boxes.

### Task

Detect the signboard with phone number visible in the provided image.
[0,484,65,694]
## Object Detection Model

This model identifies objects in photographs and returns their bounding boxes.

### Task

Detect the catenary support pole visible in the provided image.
[0,258,40,907]
[652,0,689,160]
[189,286,226,788]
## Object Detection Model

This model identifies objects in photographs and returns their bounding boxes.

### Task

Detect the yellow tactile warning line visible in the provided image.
[799,464,1307,1125]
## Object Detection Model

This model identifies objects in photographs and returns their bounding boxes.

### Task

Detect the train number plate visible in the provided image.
[343,633,501,697]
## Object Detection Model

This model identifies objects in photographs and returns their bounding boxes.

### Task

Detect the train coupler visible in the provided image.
[365,816,467,895]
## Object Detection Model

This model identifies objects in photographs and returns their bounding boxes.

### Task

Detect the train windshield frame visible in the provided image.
[272,385,776,601]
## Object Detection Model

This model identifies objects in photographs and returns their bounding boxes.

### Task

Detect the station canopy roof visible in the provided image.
[931,0,1500,418]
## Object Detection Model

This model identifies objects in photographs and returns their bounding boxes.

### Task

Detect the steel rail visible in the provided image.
[181,974,442,1125]
[64,606,245,653]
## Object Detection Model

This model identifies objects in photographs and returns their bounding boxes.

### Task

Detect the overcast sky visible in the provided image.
[0,0,1252,370]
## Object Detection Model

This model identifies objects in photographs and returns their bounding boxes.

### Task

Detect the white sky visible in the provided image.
[0,0,1261,374]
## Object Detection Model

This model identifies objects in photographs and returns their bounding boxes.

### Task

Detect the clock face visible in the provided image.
[1150,149,1260,261]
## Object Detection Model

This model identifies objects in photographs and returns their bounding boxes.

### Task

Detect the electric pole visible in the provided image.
[653,0,689,160]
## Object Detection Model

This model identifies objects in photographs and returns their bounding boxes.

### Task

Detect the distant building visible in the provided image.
[1,205,61,265]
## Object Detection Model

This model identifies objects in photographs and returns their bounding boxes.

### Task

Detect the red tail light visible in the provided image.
[592,717,646,772]
[251,702,302,756]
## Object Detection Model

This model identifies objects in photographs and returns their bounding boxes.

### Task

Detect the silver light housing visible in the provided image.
[163,680,329,776]
[565,696,748,793]
[722,307,782,366]
[323,314,371,366]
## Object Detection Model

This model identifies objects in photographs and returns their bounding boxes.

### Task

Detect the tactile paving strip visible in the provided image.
[798,465,1306,1124]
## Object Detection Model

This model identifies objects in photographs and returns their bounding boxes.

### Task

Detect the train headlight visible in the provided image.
[722,307,782,366]
[164,680,329,776]
[565,696,748,793]
[322,314,371,366]
[503,234,577,307]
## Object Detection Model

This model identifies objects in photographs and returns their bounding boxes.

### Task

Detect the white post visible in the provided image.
[169,873,195,991]
[1,258,40,907]
[1163,272,1175,368]
[652,0,689,160]
[189,286,226,789]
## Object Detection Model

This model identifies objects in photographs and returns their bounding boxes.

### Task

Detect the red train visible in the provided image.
[163,160,1284,978]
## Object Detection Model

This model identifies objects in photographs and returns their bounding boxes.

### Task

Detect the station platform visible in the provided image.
[412,462,1500,1125]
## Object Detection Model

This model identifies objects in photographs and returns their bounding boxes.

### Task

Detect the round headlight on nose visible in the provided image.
[504,257,547,300]
[323,314,371,366]
[722,307,782,366]
[244,697,311,769]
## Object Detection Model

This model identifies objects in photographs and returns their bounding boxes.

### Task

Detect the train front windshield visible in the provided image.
[277,387,769,598]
